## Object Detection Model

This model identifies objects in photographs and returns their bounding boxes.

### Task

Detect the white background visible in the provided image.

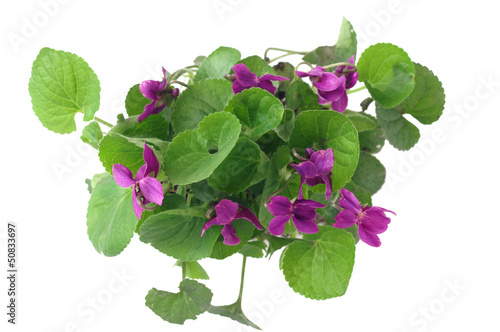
[1,0,499,331]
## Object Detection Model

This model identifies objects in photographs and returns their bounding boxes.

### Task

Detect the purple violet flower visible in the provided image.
[333,188,396,247]
[291,148,334,200]
[334,55,358,89]
[112,143,164,219]
[231,63,289,95]
[138,67,179,122]
[201,199,262,246]
[267,196,325,235]
[296,66,348,112]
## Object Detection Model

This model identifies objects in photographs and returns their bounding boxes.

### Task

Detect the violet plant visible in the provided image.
[28,18,445,329]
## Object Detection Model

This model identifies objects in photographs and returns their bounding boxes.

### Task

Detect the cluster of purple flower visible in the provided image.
[296,55,358,113]
[202,146,395,247]
[118,62,393,248]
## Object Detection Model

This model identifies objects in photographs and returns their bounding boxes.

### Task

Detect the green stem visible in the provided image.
[169,80,189,88]
[322,62,357,70]
[264,47,308,62]
[186,193,193,208]
[236,255,247,305]
[94,116,113,128]
[347,86,367,94]
[181,262,187,280]
[268,53,294,64]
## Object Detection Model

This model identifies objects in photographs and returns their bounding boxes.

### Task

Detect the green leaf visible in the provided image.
[376,104,420,150]
[175,261,210,280]
[302,17,357,66]
[80,121,103,149]
[140,208,219,261]
[86,175,138,256]
[275,108,295,142]
[289,110,360,191]
[399,62,446,124]
[85,172,108,194]
[357,43,416,108]
[224,88,284,140]
[358,113,385,154]
[281,226,355,300]
[239,239,267,258]
[258,146,292,228]
[261,146,292,200]
[256,131,286,155]
[236,55,276,77]
[208,302,261,330]
[29,48,101,134]
[190,180,221,202]
[194,46,241,82]
[125,84,150,116]
[286,81,322,111]
[208,137,269,193]
[210,219,256,260]
[343,110,377,132]
[351,152,386,195]
[194,55,206,66]
[171,79,234,134]
[146,279,213,324]
[98,133,145,174]
[165,112,241,185]
[136,193,186,233]
[344,180,373,206]
[109,114,169,139]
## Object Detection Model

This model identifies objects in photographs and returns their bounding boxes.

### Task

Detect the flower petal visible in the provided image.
[221,224,240,246]
[295,70,311,78]
[339,188,362,214]
[291,204,316,223]
[132,188,143,219]
[358,225,382,247]
[235,206,262,230]
[260,74,289,81]
[138,102,165,122]
[135,164,148,182]
[333,210,358,228]
[233,63,259,87]
[310,149,334,174]
[112,164,135,188]
[346,71,358,89]
[305,148,315,159]
[292,215,319,234]
[143,143,160,177]
[294,199,326,209]
[139,80,160,100]
[215,199,239,225]
[231,81,245,94]
[291,161,318,179]
[138,177,164,206]
[318,85,344,102]
[267,196,292,216]
[308,66,325,77]
[330,90,348,113]
[314,72,341,91]
[305,175,324,187]
[322,173,333,200]
[257,79,277,94]
[158,67,167,91]
[201,217,221,236]
[268,215,291,236]
[359,207,391,234]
